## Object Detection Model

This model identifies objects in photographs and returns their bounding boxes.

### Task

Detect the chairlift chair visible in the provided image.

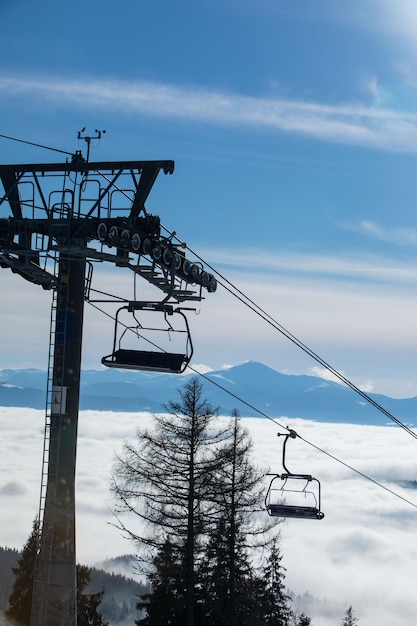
[265,431,324,520]
[101,302,193,373]
[265,473,324,520]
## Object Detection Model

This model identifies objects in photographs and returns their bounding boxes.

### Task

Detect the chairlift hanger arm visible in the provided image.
[278,429,297,475]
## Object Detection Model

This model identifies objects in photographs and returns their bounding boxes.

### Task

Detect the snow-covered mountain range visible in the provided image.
[0,361,415,426]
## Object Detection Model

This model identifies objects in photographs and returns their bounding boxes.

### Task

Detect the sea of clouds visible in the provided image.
[0,406,416,625]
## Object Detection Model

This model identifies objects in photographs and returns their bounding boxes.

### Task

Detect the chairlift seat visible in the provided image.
[102,348,189,373]
[267,503,324,520]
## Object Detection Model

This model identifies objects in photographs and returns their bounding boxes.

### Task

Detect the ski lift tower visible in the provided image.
[0,136,217,626]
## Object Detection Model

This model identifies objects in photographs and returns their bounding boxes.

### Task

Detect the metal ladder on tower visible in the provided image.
[31,254,67,626]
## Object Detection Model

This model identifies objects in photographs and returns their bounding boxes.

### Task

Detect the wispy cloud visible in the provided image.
[2,74,417,153]
[201,246,417,286]
[345,220,417,246]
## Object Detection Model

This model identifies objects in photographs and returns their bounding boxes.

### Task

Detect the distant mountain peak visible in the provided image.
[0,361,414,426]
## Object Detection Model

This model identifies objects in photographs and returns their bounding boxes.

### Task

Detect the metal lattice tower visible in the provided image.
[0,150,217,626]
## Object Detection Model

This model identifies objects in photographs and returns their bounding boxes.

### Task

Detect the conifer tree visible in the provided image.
[341,605,358,626]
[136,539,184,626]
[197,515,253,626]
[77,565,109,626]
[256,536,293,626]
[6,517,39,625]
[199,411,277,626]
[6,518,108,625]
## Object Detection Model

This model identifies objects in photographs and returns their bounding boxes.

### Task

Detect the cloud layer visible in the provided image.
[2,73,417,153]
[0,406,416,626]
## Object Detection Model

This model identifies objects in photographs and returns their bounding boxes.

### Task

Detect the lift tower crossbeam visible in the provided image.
[0,155,217,626]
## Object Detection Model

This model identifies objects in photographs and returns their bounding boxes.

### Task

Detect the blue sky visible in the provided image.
[2,0,417,397]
